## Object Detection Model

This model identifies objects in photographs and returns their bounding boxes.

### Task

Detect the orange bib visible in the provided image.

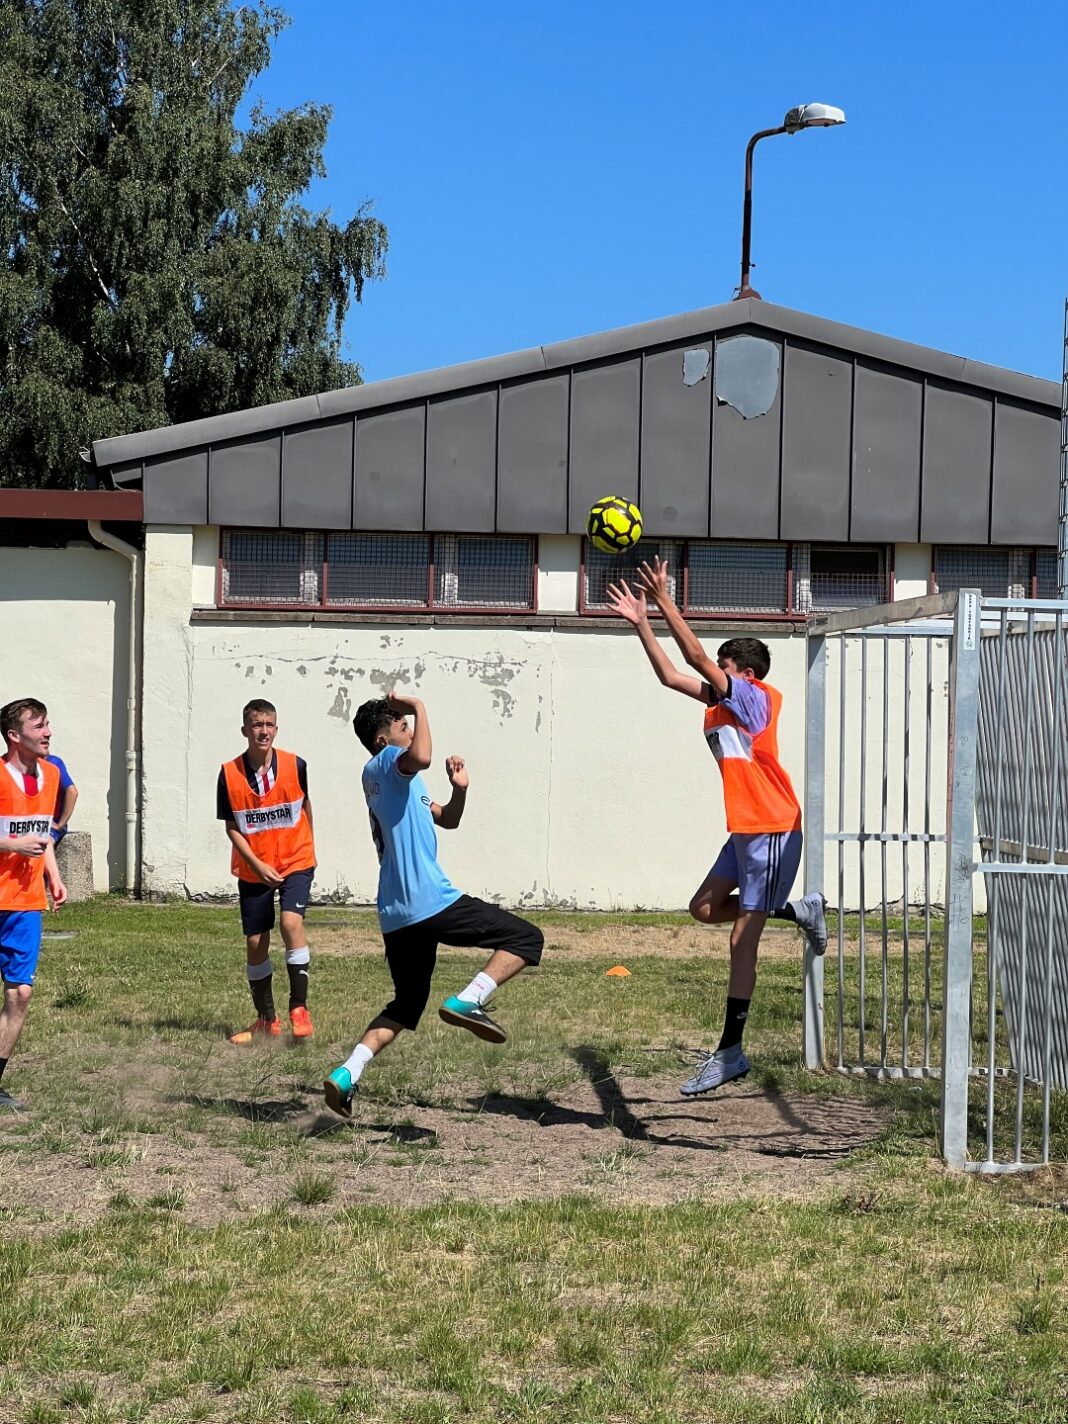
[703,680,801,835]
[222,749,315,883]
[0,757,60,910]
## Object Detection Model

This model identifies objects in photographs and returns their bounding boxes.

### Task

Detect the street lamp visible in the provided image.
[736,103,846,301]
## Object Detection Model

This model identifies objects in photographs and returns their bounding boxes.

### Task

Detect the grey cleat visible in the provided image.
[790,892,828,956]
[680,1047,751,1096]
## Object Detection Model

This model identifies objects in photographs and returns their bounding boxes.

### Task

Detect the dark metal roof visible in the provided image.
[90,300,1061,546]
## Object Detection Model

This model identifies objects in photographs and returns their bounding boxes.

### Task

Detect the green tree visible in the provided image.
[0,0,387,488]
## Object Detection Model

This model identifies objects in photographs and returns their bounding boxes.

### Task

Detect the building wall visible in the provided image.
[0,543,130,890]
[141,527,810,907]
[139,528,952,911]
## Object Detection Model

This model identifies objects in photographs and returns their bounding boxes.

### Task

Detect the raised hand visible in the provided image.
[386,689,422,716]
[444,755,469,789]
[606,579,648,626]
[635,556,671,604]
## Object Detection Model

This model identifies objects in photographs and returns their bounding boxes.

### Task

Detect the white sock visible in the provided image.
[457,971,497,1006]
[342,1043,375,1083]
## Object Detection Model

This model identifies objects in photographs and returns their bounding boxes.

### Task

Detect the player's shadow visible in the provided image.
[172,1093,309,1123]
[112,1016,234,1035]
[467,1047,726,1153]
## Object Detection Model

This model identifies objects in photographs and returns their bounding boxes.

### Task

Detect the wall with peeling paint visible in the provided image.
[140,527,814,909]
[0,543,131,890]
[138,528,953,911]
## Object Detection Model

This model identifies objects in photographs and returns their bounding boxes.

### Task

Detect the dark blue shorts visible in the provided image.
[237,868,314,936]
[0,910,44,986]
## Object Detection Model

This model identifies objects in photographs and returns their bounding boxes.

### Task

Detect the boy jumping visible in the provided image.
[218,699,316,1043]
[323,692,543,1118]
[607,559,825,1095]
[0,699,68,1110]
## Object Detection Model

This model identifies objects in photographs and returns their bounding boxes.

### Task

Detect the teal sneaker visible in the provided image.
[438,995,508,1044]
[323,1066,357,1119]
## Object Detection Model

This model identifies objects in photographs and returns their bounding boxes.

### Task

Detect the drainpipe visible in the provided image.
[87,520,142,896]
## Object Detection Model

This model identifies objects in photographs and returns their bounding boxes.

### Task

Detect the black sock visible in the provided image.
[774,904,796,922]
[0,1057,7,1082]
[250,974,276,1020]
[286,960,309,1011]
[717,997,750,1052]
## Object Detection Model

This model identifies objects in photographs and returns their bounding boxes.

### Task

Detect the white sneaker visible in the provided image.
[680,1047,750,1096]
[790,892,828,956]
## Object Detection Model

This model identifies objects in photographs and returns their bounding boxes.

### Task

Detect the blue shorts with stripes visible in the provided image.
[709,831,803,913]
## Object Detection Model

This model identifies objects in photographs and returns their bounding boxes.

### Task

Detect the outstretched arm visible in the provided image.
[635,557,728,697]
[606,580,707,702]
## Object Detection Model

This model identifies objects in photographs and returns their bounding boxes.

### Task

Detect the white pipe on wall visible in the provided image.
[87,520,142,894]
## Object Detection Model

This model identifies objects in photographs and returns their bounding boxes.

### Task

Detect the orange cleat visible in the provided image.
[229,1016,282,1045]
[289,1005,314,1040]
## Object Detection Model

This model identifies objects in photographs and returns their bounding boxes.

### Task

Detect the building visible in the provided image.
[3,298,1059,907]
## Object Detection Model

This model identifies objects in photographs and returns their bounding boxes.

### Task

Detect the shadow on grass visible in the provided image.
[172,1094,309,1123]
[112,1016,234,1035]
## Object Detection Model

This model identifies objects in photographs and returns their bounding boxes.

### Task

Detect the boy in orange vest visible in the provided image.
[218,700,316,1043]
[0,699,68,1110]
[607,559,826,1095]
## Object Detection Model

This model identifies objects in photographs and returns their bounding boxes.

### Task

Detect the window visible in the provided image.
[795,544,887,613]
[933,547,1057,600]
[584,540,889,618]
[220,531,536,612]
[582,541,682,611]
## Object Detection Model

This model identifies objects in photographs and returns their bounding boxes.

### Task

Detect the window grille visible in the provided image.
[221,530,321,605]
[582,541,682,611]
[797,544,887,613]
[1036,548,1058,599]
[688,541,788,613]
[434,535,536,609]
[326,533,430,607]
[934,546,1024,599]
[220,531,535,612]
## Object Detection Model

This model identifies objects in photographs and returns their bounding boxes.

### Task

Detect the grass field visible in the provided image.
[1,899,1066,1423]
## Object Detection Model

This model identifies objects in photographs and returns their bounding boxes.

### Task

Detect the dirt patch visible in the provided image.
[0,1066,891,1229]
[304,919,818,961]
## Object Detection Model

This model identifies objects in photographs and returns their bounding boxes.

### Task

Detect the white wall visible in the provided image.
[0,542,130,890]
[141,527,812,909]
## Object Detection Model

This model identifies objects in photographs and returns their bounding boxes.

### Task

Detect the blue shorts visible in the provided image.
[0,910,44,986]
[237,868,314,936]
[710,831,803,913]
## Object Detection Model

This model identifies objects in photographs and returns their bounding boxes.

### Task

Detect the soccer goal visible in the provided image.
[803,589,1068,1171]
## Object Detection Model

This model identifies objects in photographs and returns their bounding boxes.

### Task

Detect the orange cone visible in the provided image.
[605,965,631,977]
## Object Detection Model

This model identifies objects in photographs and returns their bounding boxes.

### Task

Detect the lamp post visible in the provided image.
[736,103,846,301]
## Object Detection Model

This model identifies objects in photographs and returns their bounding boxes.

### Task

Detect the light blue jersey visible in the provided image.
[362,744,462,932]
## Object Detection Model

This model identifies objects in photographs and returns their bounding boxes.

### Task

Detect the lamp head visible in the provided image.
[783,103,846,134]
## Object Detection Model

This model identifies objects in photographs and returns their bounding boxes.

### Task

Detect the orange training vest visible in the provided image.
[703,680,801,835]
[0,757,60,911]
[222,749,316,882]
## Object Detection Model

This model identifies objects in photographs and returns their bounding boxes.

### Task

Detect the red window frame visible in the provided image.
[217,530,540,615]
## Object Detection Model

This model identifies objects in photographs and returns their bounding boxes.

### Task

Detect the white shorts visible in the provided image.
[709,831,803,912]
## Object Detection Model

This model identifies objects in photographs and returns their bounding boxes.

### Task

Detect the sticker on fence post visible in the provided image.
[960,591,978,651]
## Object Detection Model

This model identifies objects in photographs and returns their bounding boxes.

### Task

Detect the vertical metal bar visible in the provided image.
[1013,611,1037,1163]
[1041,612,1066,1161]
[880,636,889,1067]
[837,636,847,1070]
[901,635,912,1070]
[858,637,869,1067]
[985,608,1009,1165]
[941,590,980,1168]
[923,635,933,1069]
[803,633,827,1070]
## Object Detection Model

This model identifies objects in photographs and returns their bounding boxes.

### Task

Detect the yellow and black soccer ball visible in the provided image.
[587,495,642,555]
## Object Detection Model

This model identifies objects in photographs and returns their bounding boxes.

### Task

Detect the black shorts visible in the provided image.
[238,868,315,936]
[381,894,544,1031]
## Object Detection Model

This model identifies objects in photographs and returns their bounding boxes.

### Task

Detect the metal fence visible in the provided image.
[804,590,1068,1171]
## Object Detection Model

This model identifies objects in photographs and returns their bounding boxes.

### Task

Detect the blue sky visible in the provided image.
[253,1,1067,386]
